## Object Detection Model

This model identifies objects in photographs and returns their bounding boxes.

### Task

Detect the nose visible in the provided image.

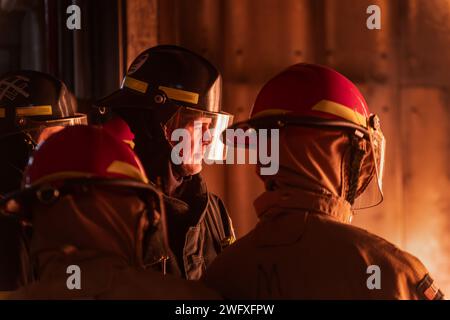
[202,128,212,146]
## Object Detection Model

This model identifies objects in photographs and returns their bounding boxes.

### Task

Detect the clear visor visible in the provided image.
[223,110,386,210]
[22,114,88,145]
[164,106,233,163]
[352,118,386,210]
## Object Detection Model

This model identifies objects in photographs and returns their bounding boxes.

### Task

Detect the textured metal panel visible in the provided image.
[400,87,450,294]
[173,0,223,65]
[222,0,314,82]
[126,0,158,68]
[323,0,398,82]
[403,0,450,86]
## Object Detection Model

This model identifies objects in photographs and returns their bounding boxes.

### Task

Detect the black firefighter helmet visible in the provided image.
[0,70,87,193]
[94,45,233,167]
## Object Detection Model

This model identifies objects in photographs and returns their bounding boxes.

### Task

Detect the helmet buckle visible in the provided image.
[36,186,60,205]
[154,94,166,104]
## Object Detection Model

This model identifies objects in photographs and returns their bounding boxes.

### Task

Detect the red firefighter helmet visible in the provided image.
[233,63,373,130]
[0,126,169,271]
[24,125,147,186]
[231,63,385,208]
[0,126,166,223]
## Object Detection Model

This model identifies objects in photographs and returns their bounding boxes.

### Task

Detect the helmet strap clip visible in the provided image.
[345,135,365,205]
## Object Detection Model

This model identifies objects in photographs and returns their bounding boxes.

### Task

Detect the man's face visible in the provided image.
[166,114,213,176]
[183,116,212,174]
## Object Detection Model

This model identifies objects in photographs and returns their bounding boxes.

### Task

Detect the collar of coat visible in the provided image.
[253,187,353,224]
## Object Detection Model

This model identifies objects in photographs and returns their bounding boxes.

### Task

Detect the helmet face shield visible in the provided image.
[352,115,386,210]
[0,114,88,143]
[164,106,233,164]
[226,110,386,209]
[23,114,88,145]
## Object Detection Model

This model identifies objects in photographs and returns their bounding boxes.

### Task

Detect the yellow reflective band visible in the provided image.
[0,108,5,118]
[424,283,440,300]
[312,100,367,127]
[107,160,148,183]
[16,105,53,117]
[123,76,148,94]
[123,139,135,149]
[159,86,199,105]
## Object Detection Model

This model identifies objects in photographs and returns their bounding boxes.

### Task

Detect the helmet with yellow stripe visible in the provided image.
[1,125,163,223]
[0,70,87,143]
[0,70,87,194]
[231,63,386,209]
[24,125,148,187]
[233,63,374,131]
[95,45,228,120]
[94,45,233,177]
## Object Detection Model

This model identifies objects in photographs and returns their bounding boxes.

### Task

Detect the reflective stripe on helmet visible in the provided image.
[122,76,149,94]
[158,86,199,105]
[123,139,135,149]
[311,100,367,127]
[106,160,148,183]
[16,105,53,117]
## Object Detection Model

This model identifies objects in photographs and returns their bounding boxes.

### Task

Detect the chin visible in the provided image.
[182,164,203,176]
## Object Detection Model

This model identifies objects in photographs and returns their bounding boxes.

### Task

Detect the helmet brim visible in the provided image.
[0,177,163,222]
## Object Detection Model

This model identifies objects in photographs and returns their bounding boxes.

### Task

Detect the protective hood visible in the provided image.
[256,126,375,222]
[30,186,149,278]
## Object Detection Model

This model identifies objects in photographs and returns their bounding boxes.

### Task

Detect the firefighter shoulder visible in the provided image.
[203,192,442,299]
[94,45,235,280]
[1,125,220,299]
[202,63,444,300]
